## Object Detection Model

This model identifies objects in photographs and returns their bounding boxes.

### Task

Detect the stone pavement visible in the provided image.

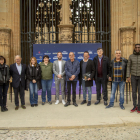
[0,126,140,140]
[0,92,140,129]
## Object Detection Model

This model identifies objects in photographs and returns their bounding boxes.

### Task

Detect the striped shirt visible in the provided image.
[113,58,122,82]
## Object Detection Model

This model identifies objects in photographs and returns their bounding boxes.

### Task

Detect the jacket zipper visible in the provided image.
[136,55,138,76]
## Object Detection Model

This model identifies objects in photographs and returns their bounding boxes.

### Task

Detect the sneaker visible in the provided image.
[62,100,66,105]
[137,108,140,113]
[15,106,19,110]
[48,101,52,105]
[64,102,70,107]
[73,102,78,107]
[81,100,87,105]
[42,102,45,105]
[130,106,137,113]
[21,105,26,109]
[55,100,59,105]
[106,104,114,109]
[87,101,91,106]
[119,104,125,110]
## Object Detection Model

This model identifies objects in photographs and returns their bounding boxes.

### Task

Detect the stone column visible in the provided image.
[58,0,74,43]
[0,28,11,65]
[0,0,20,64]
[119,27,136,59]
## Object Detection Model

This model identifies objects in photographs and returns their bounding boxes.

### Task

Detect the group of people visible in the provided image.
[0,44,140,114]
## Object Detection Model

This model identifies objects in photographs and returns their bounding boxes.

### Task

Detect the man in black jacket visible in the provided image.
[79,51,95,106]
[93,48,110,106]
[10,55,27,110]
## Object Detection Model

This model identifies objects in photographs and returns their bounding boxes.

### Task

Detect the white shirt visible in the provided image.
[58,60,62,75]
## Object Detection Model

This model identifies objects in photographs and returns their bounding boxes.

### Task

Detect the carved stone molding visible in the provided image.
[0,27,11,65]
[58,24,74,43]
[119,26,136,59]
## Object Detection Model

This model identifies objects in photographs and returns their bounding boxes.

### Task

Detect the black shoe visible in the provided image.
[31,105,34,107]
[34,104,38,107]
[48,101,52,105]
[64,102,70,107]
[3,106,8,111]
[104,101,108,106]
[87,101,91,106]
[42,102,45,105]
[94,100,100,105]
[81,100,87,105]
[73,102,78,107]
[1,106,5,112]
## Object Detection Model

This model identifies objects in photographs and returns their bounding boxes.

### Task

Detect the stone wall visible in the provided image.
[0,0,20,65]
[111,0,140,59]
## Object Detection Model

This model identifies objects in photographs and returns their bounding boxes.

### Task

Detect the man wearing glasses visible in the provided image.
[127,44,140,113]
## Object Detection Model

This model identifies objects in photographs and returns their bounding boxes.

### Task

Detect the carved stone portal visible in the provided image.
[119,26,136,59]
[0,28,11,65]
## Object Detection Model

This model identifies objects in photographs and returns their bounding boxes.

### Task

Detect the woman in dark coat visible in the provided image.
[26,57,41,107]
[0,56,10,112]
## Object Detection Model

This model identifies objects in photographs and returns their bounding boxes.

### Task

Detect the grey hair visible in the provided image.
[115,49,121,54]
[15,55,22,60]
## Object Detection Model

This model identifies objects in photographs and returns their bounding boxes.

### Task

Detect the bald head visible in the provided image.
[15,55,22,65]
[69,52,75,61]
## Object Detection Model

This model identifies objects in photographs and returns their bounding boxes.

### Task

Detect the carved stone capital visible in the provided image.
[58,24,74,43]
[119,26,136,59]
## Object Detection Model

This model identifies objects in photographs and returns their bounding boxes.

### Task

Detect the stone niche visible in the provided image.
[0,28,11,65]
[119,27,136,59]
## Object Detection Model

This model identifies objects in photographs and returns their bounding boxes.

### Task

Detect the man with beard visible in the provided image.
[127,44,140,113]
[53,52,66,105]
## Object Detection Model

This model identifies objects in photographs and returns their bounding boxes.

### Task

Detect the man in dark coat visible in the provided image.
[10,55,27,110]
[93,48,110,106]
[79,51,95,106]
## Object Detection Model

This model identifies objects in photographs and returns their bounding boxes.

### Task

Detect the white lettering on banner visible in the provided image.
[62,51,68,54]
[77,56,84,59]
[62,57,67,59]
[36,54,43,55]
[44,53,51,55]
[53,52,57,54]
[78,52,84,54]
[88,50,93,54]
[53,56,58,60]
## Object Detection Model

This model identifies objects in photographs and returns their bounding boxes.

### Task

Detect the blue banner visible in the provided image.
[33,43,102,95]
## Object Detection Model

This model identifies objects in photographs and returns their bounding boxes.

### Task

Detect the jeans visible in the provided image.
[109,81,125,105]
[41,79,53,102]
[67,81,77,103]
[29,82,38,105]
[82,80,92,101]
[0,84,9,107]
[95,78,108,101]
[131,75,140,108]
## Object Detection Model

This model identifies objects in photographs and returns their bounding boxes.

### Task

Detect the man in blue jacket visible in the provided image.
[64,52,80,107]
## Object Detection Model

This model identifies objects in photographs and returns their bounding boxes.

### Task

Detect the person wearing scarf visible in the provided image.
[0,56,10,112]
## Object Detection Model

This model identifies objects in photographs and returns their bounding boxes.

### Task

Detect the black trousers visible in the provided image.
[95,78,108,101]
[131,75,140,108]
[0,83,9,107]
[67,81,77,103]
[13,82,25,106]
